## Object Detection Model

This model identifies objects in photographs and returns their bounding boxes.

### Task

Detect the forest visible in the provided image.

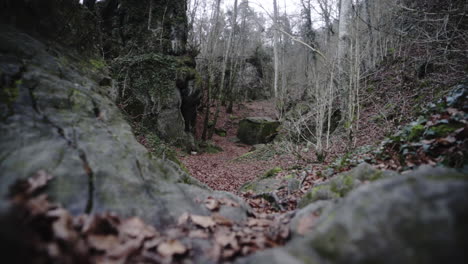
[0,0,467,263]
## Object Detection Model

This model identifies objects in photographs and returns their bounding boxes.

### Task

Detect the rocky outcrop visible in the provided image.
[238,62,270,100]
[238,166,468,264]
[237,117,281,145]
[99,0,200,147]
[0,25,250,229]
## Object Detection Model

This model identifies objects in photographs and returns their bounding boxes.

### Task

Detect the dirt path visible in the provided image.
[180,101,296,193]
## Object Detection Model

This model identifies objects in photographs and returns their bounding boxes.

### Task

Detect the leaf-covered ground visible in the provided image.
[4,172,291,264]
[180,100,299,193]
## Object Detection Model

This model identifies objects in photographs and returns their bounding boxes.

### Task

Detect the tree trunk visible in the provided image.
[338,0,352,124]
[209,0,238,139]
[201,0,221,140]
[273,0,279,98]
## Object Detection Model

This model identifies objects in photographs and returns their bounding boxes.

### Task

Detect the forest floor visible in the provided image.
[7,86,466,263]
[178,97,398,216]
[179,97,396,194]
[179,100,299,193]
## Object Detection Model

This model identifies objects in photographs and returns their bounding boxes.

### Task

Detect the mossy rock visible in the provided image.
[299,163,396,208]
[237,117,281,145]
[262,167,283,179]
[425,123,464,138]
[199,141,223,154]
[329,175,358,197]
[298,185,340,208]
[89,58,106,70]
[215,128,227,137]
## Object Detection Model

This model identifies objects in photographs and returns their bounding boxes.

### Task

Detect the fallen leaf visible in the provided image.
[157,240,187,257]
[222,248,237,258]
[215,231,238,249]
[120,217,156,238]
[26,194,53,216]
[144,237,164,250]
[109,237,143,258]
[204,197,220,211]
[87,234,120,252]
[191,215,216,228]
[48,208,76,240]
[247,218,272,227]
[212,213,233,226]
[27,170,54,194]
[219,198,240,207]
[177,212,190,225]
[438,136,456,145]
[188,230,209,239]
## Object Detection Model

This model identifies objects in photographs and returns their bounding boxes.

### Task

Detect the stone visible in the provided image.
[289,200,334,237]
[239,178,282,194]
[298,163,398,208]
[98,0,199,147]
[237,117,281,145]
[0,26,250,230]
[215,128,227,137]
[239,166,468,264]
[287,178,301,193]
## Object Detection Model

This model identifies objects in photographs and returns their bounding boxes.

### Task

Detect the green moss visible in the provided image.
[330,175,355,197]
[0,82,20,104]
[235,151,255,161]
[215,128,227,137]
[89,58,106,70]
[368,170,384,181]
[298,185,339,208]
[0,78,21,118]
[284,174,294,179]
[408,124,425,141]
[166,150,191,175]
[199,141,223,154]
[56,56,71,69]
[262,167,282,178]
[204,144,223,154]
[239,181,254,192]
[427,123,464,137]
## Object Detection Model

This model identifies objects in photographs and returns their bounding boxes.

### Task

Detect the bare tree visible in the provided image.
[209,0,239,139]
[273,0,279,98]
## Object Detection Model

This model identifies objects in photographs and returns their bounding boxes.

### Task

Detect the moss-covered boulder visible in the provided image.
[298,163,398,208]
[238,166,468,264]
[237,117,281,145]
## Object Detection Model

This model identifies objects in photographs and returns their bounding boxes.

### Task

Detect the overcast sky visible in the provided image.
[228,0,302,16]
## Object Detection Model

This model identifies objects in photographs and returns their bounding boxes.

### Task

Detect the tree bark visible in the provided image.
[273,0,279,98]
[209,0,238,139]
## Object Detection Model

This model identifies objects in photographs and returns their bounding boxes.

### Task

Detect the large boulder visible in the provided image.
[238,166,468,264]
[237,117,280,145]
[0,25,250,229]
[298,163,398,208]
